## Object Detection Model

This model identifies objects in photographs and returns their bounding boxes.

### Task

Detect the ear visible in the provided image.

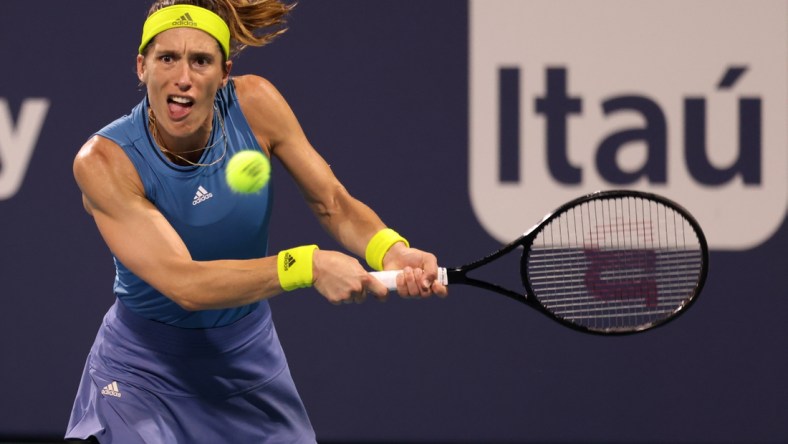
[136,54,146,84]
[221,60,233,88]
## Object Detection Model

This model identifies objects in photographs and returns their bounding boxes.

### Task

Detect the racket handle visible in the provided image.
[370,267,448,291]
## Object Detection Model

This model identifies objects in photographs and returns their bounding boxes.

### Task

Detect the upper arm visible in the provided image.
[234,75,386,254]
[234,75,347,211]
[73,136,194,299]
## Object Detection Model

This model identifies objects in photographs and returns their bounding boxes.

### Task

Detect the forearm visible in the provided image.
[163,256,283,311]
[309,185,386,258]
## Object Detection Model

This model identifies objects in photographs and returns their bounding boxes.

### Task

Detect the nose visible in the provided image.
[175,61,192,91]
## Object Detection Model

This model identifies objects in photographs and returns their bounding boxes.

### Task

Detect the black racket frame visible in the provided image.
[445,190,709,335]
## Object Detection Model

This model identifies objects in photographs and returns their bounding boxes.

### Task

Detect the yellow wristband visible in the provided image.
[278,245,319,291]
[365,228,409,271]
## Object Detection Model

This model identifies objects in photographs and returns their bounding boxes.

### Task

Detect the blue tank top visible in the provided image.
[96,79,272,328]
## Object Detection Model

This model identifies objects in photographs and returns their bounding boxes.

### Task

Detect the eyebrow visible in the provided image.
[155,49,217,60]
[189,51,216,60]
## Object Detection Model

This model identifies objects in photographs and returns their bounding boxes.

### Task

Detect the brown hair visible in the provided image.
[143,0,295,59]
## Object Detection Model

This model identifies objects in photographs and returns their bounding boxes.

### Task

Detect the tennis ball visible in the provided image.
[226,150,271,194]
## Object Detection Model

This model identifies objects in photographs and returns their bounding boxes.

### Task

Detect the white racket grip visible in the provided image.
[370,267,448,291]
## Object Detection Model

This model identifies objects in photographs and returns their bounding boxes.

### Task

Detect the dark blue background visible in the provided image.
[0,1,786,442]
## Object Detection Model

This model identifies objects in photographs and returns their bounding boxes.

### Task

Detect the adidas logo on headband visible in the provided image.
[140,5,231,58]
[172,12,196,27]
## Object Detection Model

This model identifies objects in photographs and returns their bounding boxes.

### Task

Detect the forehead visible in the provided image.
[150,27,222,54]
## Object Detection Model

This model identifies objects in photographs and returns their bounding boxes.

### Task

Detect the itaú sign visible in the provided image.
[468,0,786,251]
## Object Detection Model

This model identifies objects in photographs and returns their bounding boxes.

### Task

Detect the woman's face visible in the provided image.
[137,27,231,144]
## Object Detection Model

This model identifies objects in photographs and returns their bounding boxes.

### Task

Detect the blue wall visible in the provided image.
[0,1,786,442]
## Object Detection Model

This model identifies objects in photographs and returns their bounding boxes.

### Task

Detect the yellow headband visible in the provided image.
[139,5,231,58]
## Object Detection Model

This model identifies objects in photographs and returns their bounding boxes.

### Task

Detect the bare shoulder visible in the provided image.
[232,75,304,153]
[233,74,284,105]
[73,135,144,213]
[74,136,135,186]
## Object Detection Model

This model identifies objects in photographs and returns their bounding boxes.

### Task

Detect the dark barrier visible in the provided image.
[1,1,785,442]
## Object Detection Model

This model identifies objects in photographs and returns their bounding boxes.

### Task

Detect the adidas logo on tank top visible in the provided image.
[193,185,213,206]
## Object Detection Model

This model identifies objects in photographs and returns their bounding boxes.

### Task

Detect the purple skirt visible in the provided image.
[66,300,315,443]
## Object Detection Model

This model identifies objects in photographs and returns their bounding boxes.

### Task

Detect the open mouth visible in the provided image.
[167,95,194,119]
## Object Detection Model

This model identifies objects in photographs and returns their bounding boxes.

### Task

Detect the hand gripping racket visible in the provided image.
[372,190,709,335]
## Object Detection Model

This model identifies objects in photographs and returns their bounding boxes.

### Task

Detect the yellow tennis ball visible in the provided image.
[226,150,271,194]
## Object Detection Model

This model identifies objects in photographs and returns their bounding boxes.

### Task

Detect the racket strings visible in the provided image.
[525,196,704,333]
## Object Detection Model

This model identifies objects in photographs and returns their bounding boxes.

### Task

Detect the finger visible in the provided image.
[395,267,412,298]
[432,281,449,298]
[403,267,420,297]
[395,271,407,298]
[353,289,367,304]
[341,289,356,304]
[365,274,389,302]
[421,255,439,289]
[414,268,431,298]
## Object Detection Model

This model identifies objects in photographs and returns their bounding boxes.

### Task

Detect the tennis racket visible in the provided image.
[372,190,709,335]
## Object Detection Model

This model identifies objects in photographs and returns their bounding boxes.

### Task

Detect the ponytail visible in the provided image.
[145,0,295,59]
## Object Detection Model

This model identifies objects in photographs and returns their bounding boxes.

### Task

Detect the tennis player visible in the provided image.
[65,0,447,442]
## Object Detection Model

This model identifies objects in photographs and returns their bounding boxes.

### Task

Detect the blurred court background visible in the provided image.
[1,1,786,443]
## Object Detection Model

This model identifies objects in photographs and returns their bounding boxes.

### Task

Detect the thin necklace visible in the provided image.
[148,105,228,167]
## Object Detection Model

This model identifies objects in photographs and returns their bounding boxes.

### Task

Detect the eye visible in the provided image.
[159,55,174,64]
[193,56,212,67]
